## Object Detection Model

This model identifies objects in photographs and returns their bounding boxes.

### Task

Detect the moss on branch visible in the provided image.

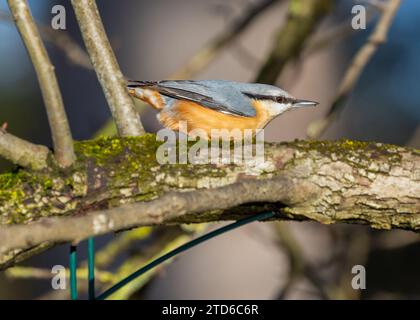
[1,134,418,227]
[0,134,419,268]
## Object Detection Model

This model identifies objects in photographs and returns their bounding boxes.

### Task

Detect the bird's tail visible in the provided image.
[126,80,158,89]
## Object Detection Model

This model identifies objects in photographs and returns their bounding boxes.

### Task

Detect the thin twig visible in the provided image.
[41,25,92,70]
[0,130,49,170]
[71,0,145,137]
[0,10,92,69]
[307,0,402,138]
[407,125,420,148]
[255,0,332,84]
[7,0,75,167]
[274,223,333,299]
[105,228,199,300]
[172,0,281,79]
[359,0,388,12]
[303,7,375,58]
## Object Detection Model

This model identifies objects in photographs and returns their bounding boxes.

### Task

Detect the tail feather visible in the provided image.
[126,80,158,88]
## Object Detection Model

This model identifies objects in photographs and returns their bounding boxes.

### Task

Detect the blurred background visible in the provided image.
[0,0,419,299]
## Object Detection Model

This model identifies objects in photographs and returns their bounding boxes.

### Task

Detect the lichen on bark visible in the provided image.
[1,134,418,229]
[0,134,419,268]
[1,134,271,224]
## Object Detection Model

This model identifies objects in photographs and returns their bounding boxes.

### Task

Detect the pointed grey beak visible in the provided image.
[293,99,319,108]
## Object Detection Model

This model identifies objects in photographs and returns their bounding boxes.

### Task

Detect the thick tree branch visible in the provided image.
[71,0,145,136]
[307,0,402,138]
[7,0,75,167]
[0,177,290,254]
[255,0,332,84]
[0,130,49,170]
[0,135,418,268]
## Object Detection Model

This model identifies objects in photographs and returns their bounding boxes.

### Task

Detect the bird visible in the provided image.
[127,80,318,138]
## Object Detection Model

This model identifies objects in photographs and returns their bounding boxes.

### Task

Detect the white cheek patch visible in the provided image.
[262,101,290,116]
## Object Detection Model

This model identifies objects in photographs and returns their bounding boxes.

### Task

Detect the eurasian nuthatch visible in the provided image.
[127,80,318,137]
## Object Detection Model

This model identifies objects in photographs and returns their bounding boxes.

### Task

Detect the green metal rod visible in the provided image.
[88,237,95,300]
[69,245,78,300]
[96,211,276,300]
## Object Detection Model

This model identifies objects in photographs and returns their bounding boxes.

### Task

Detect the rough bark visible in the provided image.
[0,134,419,269]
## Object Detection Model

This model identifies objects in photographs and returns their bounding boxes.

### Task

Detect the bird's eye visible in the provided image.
[275,96,285,103]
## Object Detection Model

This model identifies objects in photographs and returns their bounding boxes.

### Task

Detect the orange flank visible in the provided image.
[158,99,272,138]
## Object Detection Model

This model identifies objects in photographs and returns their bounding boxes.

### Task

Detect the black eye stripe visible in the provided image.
[243,92,295,104]
[276,96,287,103]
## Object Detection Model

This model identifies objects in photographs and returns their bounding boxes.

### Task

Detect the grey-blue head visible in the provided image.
[216,81,318,117]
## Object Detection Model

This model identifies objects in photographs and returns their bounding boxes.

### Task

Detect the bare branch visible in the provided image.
[0,130,49,170]
[7,0,75,167]
[71,0,145,137]
[0,177,289,254]
[307,0,402,139]
[255,0,332,84]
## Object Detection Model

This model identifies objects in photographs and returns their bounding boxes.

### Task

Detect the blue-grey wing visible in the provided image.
[128,80,256,117]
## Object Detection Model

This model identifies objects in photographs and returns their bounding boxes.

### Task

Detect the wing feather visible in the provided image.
[127,80,256,117]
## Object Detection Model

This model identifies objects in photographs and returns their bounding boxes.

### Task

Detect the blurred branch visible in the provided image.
[7,0,75,167]
[172,0,281,79]
[331,229,371,299]
[0,10,92,69]
[40,25,92,70]
[0,137,418,267]
[360,0,388,12]
[36,227,200,299]
[255,0,332,84]
[95,227,153,268]
[6,265,114,283]
[106,227,202,299]
[274,223,332,299]
[407,125,420,148]
[0,129,49,170]
[71,0,145,136]
[307,0,402,139]
[303,6,375,58]
[303,20,354,56]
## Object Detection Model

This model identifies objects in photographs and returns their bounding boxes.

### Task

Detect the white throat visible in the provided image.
[263,101,292,117]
